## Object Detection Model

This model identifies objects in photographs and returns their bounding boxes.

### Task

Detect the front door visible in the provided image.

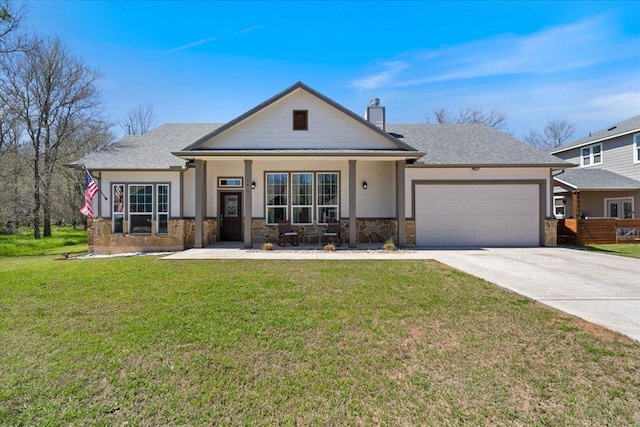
[607,198,634,219]
[219,192,242,241]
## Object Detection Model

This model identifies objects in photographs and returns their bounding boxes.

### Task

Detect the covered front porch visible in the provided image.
[186,156,415,249]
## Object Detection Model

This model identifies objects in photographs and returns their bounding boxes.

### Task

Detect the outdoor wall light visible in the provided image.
[251,181,256,189]
[362,181,368,189]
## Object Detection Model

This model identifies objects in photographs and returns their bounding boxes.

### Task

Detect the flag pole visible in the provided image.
[82,164,108,200]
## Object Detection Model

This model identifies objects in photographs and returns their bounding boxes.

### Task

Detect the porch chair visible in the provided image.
[277,220,300,246]
[322,220,341,247]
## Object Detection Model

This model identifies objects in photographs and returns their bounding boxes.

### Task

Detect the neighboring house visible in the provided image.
[549,115,640,220]
[70,82,571,254]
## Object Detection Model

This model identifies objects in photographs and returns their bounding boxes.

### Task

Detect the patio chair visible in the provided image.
[277,220,299,246]
[322,220,341,247]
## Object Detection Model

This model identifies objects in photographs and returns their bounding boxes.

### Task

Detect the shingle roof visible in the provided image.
[550,115,640,154]
[74,122,574,170]
[555,168,640,190]
[387,123,573,167]
[70,123,223,170]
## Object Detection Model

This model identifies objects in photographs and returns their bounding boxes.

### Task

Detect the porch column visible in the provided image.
[194,159,207,248]
[572,191,580,219]
[348,160,357,248]
[396,160,406,246]
[244,160,253,249]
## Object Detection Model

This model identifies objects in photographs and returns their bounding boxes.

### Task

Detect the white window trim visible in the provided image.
[113,183,171,234]
[634,133,640,164]
[264,172,340,225]
[580,143,603,167]
[112,184,125,234]
[553,196,566,219]
[604,197,634,219]
[291,172,314,225]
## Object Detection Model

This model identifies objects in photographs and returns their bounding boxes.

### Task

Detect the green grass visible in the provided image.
[0,227,88,257]
[1,257,638,425]
[584,243,640,259]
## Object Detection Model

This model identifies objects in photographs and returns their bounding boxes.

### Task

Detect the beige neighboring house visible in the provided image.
[550,115,640,220]
[70,82,571,254]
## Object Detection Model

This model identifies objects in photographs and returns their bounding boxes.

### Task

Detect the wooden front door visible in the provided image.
[219,192,242,241]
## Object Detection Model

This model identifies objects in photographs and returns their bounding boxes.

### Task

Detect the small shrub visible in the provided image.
[323,244,336,251]
[262,242,274,251]
[383,239,396,251]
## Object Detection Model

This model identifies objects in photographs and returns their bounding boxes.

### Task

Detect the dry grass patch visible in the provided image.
[0,257,638,425]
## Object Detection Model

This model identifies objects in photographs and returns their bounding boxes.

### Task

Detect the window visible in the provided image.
[293,110,308,131]
[157,184,169,234]
[553,196,565,219]
[317,172,339,223]
[113,184,170,234]
[129,184,153,233]
[218,178,243,188]
[581,143,602,167]
[634,134,640,164]
[264,172,340,225]
[112,184,125,233]
[291,173,313,224]
[266,173,288,224]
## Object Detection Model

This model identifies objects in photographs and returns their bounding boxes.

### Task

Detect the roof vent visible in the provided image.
[607,126,617,131]
[364,98,385,131]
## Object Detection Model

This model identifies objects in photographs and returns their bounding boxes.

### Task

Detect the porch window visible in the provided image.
[606,197,634,219]
[634,134,640,164]
[581,143,602,167]
[112,184,125,233]
[317,172,339,223]
[266,173,288,224]
[129,184,153,234]
[157,184,169,234]
[553,196,565,219]
[291,172,313,225]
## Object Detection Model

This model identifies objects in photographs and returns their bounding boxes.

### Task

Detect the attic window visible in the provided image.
[293,110,308,131]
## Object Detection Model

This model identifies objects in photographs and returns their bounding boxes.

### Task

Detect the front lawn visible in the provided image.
[0,227,88,257]
[586,243,640,259]
[1,257,638,425]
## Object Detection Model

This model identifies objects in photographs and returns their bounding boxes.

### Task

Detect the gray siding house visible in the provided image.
[550,115,640,219]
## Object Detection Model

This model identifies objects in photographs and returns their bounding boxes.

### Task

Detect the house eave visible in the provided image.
[408,162,575,168]
[550,127,640,154]
[172,149,424,161]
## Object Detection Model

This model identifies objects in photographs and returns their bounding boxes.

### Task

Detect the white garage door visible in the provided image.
[415,184,540,247]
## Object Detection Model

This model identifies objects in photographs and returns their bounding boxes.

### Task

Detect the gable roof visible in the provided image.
[387,124,574,167]
[554,168,640,191]
[69,123,223,170]
[550,115,640,154]
[181,81,417,153]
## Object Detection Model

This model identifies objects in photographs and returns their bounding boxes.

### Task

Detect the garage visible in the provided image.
[415,183,541,247]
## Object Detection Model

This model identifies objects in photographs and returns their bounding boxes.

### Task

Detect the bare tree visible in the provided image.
[0,0,29,54]
[428,107,509,132]
[0,36,104,238]
[524,118,576,150]
[119,103,156,135]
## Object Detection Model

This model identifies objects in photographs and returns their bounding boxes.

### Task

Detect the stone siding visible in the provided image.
[544,218,558,247]
[88,218,216,255]
[405,219,416,246]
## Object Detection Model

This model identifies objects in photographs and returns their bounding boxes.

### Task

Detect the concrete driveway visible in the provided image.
[427,247,640,342]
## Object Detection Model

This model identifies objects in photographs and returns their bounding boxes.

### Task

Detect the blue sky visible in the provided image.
[24,1,640,140]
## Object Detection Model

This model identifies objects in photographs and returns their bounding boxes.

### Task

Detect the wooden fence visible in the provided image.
[558,218,640,245]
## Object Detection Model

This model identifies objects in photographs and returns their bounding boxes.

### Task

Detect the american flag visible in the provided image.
[79,169,98,218]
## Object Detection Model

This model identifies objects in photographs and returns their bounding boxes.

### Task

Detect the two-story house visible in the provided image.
[550,115,640,220]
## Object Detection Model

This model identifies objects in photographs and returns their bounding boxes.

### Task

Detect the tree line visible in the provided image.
[0,1,154,237]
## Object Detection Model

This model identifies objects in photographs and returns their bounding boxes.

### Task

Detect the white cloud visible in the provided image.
[352,15,638,89]
[351,61,409,90]
[169,23,268,53]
